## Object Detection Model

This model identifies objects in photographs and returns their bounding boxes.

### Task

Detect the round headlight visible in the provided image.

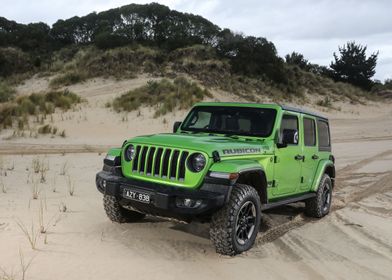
[124,144,135,161]
[188,153,206,172]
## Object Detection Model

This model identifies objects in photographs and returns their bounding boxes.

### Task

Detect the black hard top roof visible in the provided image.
[280,105,328,121]
[194,102,328,121]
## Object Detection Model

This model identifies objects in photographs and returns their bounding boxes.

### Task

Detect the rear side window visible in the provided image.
[303,118,316,146]
[317,120,331,150]
[280,114,299,145]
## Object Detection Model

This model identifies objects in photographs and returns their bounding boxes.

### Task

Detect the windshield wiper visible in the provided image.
[224,133,239,139]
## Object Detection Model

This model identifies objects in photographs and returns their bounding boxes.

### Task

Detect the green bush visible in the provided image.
[112,77,211,117]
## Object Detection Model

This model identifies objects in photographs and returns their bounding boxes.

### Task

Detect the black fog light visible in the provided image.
[102,179,107,189]
[175,198,202,208]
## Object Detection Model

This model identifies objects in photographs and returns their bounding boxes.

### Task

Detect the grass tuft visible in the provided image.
[59,161,69,176]
[31,180,40,200]
[1,177,6,193]
[66,175,75,196]
[16,219,40,250]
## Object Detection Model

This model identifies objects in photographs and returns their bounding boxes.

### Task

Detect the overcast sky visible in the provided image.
[2,0,391,80]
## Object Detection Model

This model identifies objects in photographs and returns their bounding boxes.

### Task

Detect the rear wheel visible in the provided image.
[305,174,332,218]
[103,195,145,223]
[210,184,261,256]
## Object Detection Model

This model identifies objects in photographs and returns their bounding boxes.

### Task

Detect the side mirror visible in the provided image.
[277,129,298,148]
[173,121,182,133]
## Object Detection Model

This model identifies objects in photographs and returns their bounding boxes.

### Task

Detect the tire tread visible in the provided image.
[210,184,261,256]
[305,174,332,218]
[103,195,145,223]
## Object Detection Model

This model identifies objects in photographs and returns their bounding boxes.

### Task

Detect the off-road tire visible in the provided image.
[210,184,261,256]
[305,174,332,218]
[103,195,145,223]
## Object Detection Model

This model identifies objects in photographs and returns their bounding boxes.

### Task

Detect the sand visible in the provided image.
[0,76,391,280]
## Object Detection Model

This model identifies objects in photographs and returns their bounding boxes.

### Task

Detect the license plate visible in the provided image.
[123,189,151,204]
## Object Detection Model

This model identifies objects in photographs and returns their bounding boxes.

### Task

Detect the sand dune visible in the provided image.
[0,77,391,280]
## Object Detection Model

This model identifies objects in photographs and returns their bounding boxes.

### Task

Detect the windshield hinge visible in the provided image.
[212,151,221,162]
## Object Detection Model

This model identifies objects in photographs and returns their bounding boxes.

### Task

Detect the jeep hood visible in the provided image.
[127,133,274,157]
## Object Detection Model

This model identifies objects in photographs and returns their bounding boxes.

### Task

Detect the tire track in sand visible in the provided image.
[256,149,392,246]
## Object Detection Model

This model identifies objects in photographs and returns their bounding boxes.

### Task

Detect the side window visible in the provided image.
[303,118,316,146]
[280,114,299,145]
[188,111,211,129]
[317,120,331,150]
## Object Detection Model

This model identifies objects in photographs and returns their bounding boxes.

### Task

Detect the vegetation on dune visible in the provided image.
[37,124,58,135]
[49,71,87,88]
[0,89,81,130]
[0,80,16,102]
[372,79,392,98]
[0,47,33,77]
[48,45,163,87]
[0,2,388,109]
[112,77,211,117]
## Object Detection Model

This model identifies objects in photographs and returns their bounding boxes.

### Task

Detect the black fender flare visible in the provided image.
[233,168,268,204]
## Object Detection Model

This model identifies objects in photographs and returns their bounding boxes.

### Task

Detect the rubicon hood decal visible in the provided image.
[222,148,262,155]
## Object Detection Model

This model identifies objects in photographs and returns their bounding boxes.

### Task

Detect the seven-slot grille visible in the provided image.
[131,145,189,181]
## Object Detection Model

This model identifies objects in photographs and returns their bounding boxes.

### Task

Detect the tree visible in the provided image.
[216,29,286,83]
[330,41,378,90]
[285,52,310,70]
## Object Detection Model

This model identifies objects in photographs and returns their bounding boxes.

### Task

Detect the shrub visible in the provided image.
[38,124,54,134]
[45,89,81,110]
[0,81,16,102]
[316,96,332,107]
[0,47,33,77]
[49,71,87,88]
[0,90,81,129]
[112,77,211,117]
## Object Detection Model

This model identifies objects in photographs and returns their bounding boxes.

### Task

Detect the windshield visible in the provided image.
[181,106,277,137]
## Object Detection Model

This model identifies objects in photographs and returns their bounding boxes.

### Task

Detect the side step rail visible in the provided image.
[261,192,316,210]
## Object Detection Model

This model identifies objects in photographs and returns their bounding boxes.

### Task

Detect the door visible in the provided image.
[273,113,302,196]
[300,116,319,191]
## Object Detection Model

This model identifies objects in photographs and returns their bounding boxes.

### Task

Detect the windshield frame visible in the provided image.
[180,106,277,138]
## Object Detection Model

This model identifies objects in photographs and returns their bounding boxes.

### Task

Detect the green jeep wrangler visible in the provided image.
[96,103,335,255]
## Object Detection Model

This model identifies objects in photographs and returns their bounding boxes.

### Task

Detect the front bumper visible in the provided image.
[96,171,232,220]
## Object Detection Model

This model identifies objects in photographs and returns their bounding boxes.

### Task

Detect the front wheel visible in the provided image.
[210,184,261,256]
[103,195,145,223]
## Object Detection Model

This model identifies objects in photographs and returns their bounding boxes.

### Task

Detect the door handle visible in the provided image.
[295,155,304,161]
[312,154,319,160]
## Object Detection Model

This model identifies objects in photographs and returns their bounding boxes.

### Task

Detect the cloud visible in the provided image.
[1,0,390,80]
